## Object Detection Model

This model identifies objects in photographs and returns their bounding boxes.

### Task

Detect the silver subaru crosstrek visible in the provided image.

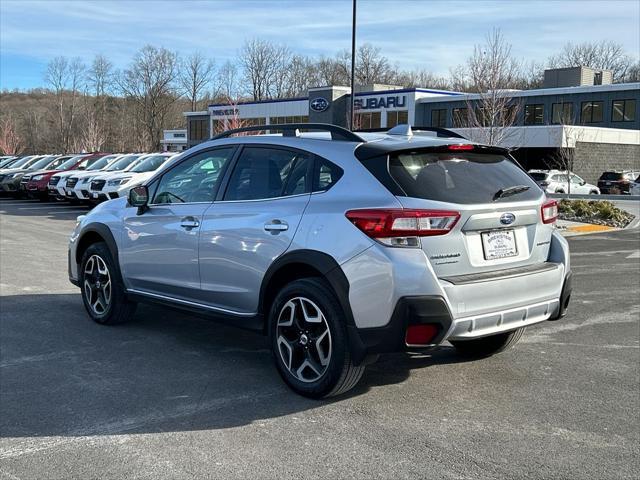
[68,124,572,398]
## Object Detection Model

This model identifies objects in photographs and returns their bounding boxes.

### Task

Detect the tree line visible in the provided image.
[1,32,638,154]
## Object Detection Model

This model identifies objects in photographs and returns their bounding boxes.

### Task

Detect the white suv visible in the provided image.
[69,124,571,398]
[528,169,599,195]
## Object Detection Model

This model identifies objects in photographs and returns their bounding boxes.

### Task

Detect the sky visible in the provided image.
[1,0,639,90]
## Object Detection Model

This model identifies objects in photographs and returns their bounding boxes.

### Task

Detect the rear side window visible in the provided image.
[387,151,541,204]
[223,147,312,201]
[314,159,343,192]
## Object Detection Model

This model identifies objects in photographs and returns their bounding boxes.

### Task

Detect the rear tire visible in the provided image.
[269,278,364,398]
[80,242,136,325]
[450,328,525,358]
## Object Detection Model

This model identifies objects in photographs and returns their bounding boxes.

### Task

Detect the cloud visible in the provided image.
[1,0,638,89]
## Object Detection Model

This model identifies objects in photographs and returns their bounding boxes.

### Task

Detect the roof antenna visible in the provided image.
[387,124,413,137]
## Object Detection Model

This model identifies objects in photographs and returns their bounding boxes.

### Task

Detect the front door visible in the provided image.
[197,145,313,314]
[119,147,236,302]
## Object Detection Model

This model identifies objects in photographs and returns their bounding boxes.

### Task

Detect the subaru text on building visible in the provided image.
[68,124,572,398]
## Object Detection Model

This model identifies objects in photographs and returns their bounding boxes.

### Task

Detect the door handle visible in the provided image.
[180,216,200,229]
[264,220,288,232]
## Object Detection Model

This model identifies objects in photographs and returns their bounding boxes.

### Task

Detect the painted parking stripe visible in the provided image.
[18,205,89,210]
[47,210,88,214]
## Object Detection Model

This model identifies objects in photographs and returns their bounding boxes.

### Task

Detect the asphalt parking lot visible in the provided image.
[1,198,638,480]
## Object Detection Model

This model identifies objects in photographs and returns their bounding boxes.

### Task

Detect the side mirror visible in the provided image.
[580,180,586,186]
[129,185,149,214]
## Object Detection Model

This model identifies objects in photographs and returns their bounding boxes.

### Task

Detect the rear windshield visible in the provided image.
[388,151,541,204]
[600,172,623,180]
[529,172,548,181]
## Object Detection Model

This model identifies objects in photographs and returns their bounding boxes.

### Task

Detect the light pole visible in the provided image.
[349,0,356,130]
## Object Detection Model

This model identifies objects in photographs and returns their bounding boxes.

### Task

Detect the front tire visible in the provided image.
[269,278,365,398]
[450,328,525,358]
[80,242,136,325]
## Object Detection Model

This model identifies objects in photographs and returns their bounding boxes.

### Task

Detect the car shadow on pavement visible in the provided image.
[1,293,468,438]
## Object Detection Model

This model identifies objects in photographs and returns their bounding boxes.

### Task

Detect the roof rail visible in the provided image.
[210,123,366,142]
[355,124,466,139]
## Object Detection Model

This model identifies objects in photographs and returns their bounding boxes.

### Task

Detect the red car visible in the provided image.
[26,153,107,201]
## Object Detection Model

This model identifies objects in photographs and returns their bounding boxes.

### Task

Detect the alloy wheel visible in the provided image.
[83,254,112,315]
[276,297,332,383]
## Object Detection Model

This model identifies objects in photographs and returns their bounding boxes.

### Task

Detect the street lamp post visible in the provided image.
[350,0,356,130]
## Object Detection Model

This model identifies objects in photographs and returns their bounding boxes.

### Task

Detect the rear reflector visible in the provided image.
[405,324,439,346]
[345,209,460,239]
[541,199,558,224]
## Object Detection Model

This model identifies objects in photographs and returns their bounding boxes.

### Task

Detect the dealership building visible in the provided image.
[184,67,639,183]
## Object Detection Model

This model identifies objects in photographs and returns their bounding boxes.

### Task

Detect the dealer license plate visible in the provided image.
[481,230,517,260]
[92,192,99,199]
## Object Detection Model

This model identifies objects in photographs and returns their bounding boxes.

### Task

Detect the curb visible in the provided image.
[559,224,620,237]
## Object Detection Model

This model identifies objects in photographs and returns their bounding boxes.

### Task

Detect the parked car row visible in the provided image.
[528,169,640,196]
[0,152,176,204]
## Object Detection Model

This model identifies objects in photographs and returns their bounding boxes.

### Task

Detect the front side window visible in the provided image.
[524,104,544,125]
[581,101,603,123]
[223,147,312,201]
[153,148,234,204]
[552,103,574,124]
[612,99,636,122]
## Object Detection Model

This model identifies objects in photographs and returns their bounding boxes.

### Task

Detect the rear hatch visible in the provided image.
[362,146,553,279]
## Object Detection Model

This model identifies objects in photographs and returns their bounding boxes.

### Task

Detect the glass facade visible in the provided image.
[551,103,574,124]
[430,109,447,128]
[355,112,381,129]
[386,110,409,128]
[524,104,545,125]
[188,118,209,141]
[581,101,604,123]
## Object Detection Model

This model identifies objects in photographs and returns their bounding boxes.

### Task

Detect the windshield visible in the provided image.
[600,172,623,181]
[28,156,58,170]
[57,155,86,170]
[130,155,170,173]
[44,156,72,170]
[0,158,19,168]
[105,154,140,171]
[387,151,540,204]
[88,155,119,171]
[529,172,548,181]
[6,156,34,168]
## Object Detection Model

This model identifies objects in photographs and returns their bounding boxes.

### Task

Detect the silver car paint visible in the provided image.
[70,132,570,340]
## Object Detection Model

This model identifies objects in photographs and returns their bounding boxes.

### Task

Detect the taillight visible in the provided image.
[541,199,558,224]
[345,209,460,247]
[447,144,474,151]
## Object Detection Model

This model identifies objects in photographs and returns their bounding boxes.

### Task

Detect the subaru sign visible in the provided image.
[310,97,329,112]
[500,213,516,225]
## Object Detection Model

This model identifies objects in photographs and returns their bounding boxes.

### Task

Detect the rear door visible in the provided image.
[384,148,550,278]
[197,145,313,314]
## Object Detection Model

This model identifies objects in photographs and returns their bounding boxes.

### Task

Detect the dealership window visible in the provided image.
[387,110,409,128]
[189,119,208,141]
[524,104,544,125]
[552,103,574,124]
[452,108,468,127]
[270,115,309,124]
[612,99,636,122]
[430,109,447,128]
[581,101,603,123]
[355,112,381,129]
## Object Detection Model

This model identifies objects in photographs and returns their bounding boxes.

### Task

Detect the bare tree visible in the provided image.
[453,29,522,146]
[356,43,392,85]
[548,40,634,82]
[119,45,179,151]
[212,97,249,134]
[44,56,86,152]
[179,52,216,111]
[87,54,113,98]
[239,39,291,100]
[79,106,107,152]
[216,60,239,100]
[0,115,24,154]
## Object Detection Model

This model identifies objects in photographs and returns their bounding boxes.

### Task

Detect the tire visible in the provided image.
[589,190,599,195]
[80,242,136,325]
[555,189,565,194]
[450,327,525,358]
[269,278,365,399]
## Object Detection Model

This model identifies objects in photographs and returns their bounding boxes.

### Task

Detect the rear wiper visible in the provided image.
[493,185,530,201]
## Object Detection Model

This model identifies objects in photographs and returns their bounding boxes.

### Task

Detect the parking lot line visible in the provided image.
[47,210,88,214]
[18,205,88,210]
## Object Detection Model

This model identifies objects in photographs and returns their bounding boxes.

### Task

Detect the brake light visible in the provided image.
[447,144,474,151]
[541,199,558,224]
[345,209,460,246]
